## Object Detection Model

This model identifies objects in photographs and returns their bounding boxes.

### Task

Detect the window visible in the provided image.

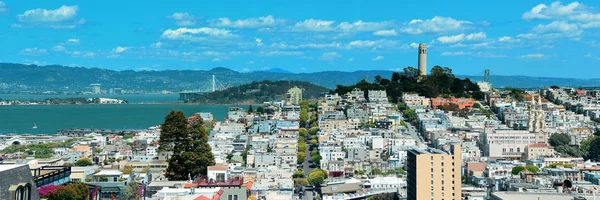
[228,195,233,200]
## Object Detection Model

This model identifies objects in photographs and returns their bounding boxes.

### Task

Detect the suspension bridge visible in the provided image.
[179,75,231,101]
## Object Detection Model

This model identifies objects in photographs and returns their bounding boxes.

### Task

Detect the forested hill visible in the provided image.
[2,63,600,92]
[190,80,330,104]
[333,66,484,102]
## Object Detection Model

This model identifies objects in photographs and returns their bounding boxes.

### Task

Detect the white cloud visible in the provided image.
[348,58,354,62]
[400,16,473,34]
[0,1,7,13]
[465,32,486,40]
[67,38,79,44]
[293,19,336,32]
[241,68,251,72]
[83,52,96,57]
[151,42,162,48]
[212,15,283,28]
[449,43,466,48]
[337,20,392,32]
[437,34,465,44]
[348,40,376,48]
[441,51,506,58]
[258,51,304,56]
[437,32,486,44]
[161,27,236,41]
[71,51,95,58]
[410,43,419,48]
[292,19,392,32]
[255,37,262,46]
[248,61,255,64]
[212,58,221,62]
[372,55,384,61]
[19,48,47,56]
[532,20,580,33]
[52,45,66,51]
[113,46,127,53]
[168,12,196,26]
[373,29,398,36]
[300,68,306,71]
[519,53,545,59]
[16,5,85,29]
[319,52,341,60]
[582,22,600,29]
[498,36,520,42]
[523,1,593,21]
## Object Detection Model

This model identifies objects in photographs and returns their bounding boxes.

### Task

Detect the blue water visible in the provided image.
[0,93,180,104]
[0,94,251,135]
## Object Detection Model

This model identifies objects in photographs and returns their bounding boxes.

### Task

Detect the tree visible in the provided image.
[371,168,382,175]
[587,137,600,162]
[370,193,395,200]
[310,139,317,146]
[310,149,319,157]
[124,181,142,200]
[309,127,320,135]
[297,152,306,164]
[293,170,305,178]
[308,169,327,186]
[549,133,570,147]
[162,110,215,180]
[358,170,365,175]
[403,109,416,123]
[75,158,93,166]
[294,178,309,190]
[311,154,322,164]
[256,106,264,114]
[511,166,525,175]
[300,110,309,127]
[226,153,234,161]
[299,128,308,137]
[525,165,540,173]
[122,165,134,174]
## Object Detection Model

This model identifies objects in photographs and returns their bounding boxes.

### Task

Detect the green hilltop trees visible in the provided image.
[333,66,484,102]
[160,110,215,180]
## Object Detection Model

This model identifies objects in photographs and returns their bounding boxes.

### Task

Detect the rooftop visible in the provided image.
[0,164,26,172]
[491,192,594,200]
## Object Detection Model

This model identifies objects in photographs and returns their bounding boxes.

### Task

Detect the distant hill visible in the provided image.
[1,63,599,92]
[190,80,330,104]
[264,68,292,73]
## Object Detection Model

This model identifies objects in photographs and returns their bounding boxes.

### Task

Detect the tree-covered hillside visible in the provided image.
[333,66,484,102]
[190,80,329,104]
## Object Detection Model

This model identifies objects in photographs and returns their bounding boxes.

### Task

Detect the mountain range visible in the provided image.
[1,63,599,92]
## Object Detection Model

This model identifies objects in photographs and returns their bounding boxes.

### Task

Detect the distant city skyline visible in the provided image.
[0,1,599,78]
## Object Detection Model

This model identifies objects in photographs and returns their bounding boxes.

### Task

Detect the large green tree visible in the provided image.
[161,110,215,180]
[549,133,570,147]
[587,137,600,162]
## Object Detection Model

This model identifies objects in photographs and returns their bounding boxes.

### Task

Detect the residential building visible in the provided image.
[431,97,476,109]
[407,145,461,200]
[286,86,302,105]
[523,143,555,160]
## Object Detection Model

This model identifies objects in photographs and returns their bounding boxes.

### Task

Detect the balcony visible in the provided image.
[31,166,71,187]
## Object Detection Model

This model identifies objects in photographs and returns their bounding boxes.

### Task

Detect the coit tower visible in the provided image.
[418,43,427,76]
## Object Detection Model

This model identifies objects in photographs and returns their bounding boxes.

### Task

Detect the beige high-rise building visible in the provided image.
[286,86,302,105]
[418,43,427,76]
[407,145,461,200]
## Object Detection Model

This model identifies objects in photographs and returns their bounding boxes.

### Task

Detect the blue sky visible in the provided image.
[0,1,599,78]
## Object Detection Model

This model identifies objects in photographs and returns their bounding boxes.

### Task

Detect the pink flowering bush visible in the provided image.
[37,185,63,198]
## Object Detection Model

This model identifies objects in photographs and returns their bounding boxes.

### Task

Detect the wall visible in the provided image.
[0,165,40,200]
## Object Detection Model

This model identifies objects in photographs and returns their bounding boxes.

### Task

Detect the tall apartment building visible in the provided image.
[286,86,303,105]
[407,145,461,200]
